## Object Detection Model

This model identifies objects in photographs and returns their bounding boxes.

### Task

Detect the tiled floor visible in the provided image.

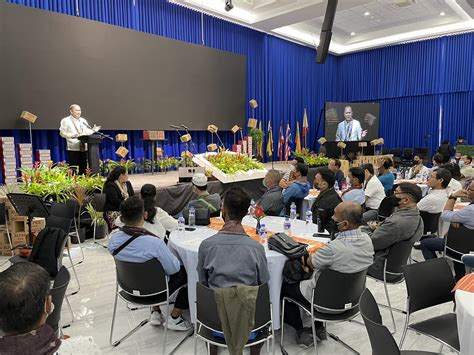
[0,243,457,355]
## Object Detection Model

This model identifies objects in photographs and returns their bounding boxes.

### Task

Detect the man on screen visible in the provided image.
[59,104,100,175]
[335,106,367,141]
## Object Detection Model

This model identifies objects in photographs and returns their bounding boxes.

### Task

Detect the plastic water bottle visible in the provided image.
[188,206,195,227]
[290,202,297,221]
[396,169,402,181]
[283,217,291,237]
[248,199,256,215]
[177,216,185,238]
[334,181,340,192]
[305,208,313,224]
[259,223,267,247]
[346,177,351,188]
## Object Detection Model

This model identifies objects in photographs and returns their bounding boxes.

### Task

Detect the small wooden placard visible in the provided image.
[231,125,240,134]
[337,142,347,149]
[143,130,165,141]
[358,142,368,147]
[20,111,37,124]
[317,137,327,145]
[156,147,163,157]
[115,134,128,142]
[181,150,193,158]
[180,134,191,143]
[247,118,257,128]
[207,144,217,151]
[249,99,258,109]
[207,124,218,133]
[116,146,129,158]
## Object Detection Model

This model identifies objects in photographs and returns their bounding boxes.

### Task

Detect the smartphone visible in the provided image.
[185,227,196,232]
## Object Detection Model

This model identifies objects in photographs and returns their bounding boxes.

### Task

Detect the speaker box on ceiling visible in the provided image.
[316,0,338,64]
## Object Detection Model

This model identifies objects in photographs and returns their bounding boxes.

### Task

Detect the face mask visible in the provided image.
[459,161,465,168]
[414,160,420,165]
[389,195,402,207]
[262,179,267,188]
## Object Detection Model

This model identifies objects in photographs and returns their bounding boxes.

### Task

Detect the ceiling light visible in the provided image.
[350,32,356,36]
[364,11,370,16]
[440,11,446,16]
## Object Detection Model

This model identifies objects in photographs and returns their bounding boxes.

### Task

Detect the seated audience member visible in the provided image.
[451,151,462,165]
[431,153,444,171]
[460,155,474,187]
[0,263,100,354]
[282,202,374,347]
[198,187,269,355]
[108,196,191,330]
[187,173,221,215]
[257,169,284,216]
[417,168,451,214]
[438,140,454,163]
[103,165,134,230]
[377,157,395,195]
[279,156,305,189]
[328,158,345,189]
[361,163,385,210]
[115,184,178,240]
[421,181,474,281]
[281,163,310,209]
[455,135,468,147]
[364,183,424,281]
[408,154,430,179]
[341,167,365,205]
[440,163,463,195]
[311,168,342,233]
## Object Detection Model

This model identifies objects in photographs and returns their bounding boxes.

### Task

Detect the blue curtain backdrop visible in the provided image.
[2,0,474,183]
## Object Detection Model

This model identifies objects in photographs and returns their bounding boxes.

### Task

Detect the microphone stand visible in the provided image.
[181,125,197,154]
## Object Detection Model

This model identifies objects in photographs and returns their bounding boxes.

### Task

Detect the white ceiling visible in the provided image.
[170,0,474,54]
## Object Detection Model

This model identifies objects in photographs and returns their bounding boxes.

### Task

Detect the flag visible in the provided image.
[278,121,284,161]
[258,120,263,157]
[284,122,291,161]
[295,121,302,153]
[266,121,273,158]
[302,108,309,148]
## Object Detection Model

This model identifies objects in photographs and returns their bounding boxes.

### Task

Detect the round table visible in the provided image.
[168,215,329,329]
[455,289,474,354]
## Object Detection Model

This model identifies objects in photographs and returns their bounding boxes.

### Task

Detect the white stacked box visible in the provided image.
[1,137,17,184]
[36,149,51,163]
[18,143,33,169]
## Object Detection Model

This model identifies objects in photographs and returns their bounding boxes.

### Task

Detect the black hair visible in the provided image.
[315,167,335,188]
[194,184,207,191]
[223,187,250,221]
[143,197,157,224]
[433,168,452,189]
[295,163,308,177]
[294,156,305,164]
[0,262,51,334]
[440,163,461,180]
[119,196,144,225]
[464,155,472,163]
[432,153,444,165]
[349,167,365,185]
[442,140,449,145]
[398,183,423,203]
[458,136,464,140]
[106,165,126,184]
[331,158,342,168]
[360,163,374,175]
[382,157,394,170]
[140,184,157,199]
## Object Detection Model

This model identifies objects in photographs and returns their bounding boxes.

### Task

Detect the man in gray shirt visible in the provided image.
[282,202,374,347]
[258,169,284,216]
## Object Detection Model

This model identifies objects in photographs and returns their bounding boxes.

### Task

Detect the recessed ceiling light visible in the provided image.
[350,32,356,36]
[364,11,370,16]
[440,11,445,16]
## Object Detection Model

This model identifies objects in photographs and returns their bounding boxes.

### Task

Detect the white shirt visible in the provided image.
[446,179,463,196]
[335,119,363,141]
[408,165,430,180]
[417,188,448,214]
[364,176,386,209]
[59,115,95,151]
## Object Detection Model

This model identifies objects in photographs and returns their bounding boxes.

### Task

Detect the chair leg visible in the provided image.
[163,302,169,355]
[311,313,318,355]
[327,332,359,355]
[193,324,199,355]
[399,313,410,349]
[93,221,108,249]
[61,295,74,328]
[383,274,396,334]
[66,246,80,296]
[109,292,118,346]
[280,298,286,353]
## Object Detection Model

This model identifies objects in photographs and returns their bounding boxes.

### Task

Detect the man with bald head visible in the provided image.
[335,106,367,141]
[281,202,374,346]
[257,169,284,216]
[59,104,99,175]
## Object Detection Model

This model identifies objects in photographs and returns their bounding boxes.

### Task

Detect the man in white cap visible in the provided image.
[187,173,221,216]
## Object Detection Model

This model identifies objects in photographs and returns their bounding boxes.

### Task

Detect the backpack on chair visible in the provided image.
[28,227,68,277]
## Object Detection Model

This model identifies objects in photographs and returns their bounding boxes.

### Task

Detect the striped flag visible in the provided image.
[278,121,284,161]
[258,120,263,157]
[284,122,291,161]
[302,108,309,148]
[295,121,302,153]
[266,121,273,158]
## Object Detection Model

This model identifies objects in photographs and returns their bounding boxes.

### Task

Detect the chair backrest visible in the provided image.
[402,148,413,160]
[402,258,455,314]
[28,227,69,277]
[285,197,304,218]
[377,197,394,221]
[46,215,73,235]
[0,202,7,225]
[46,266,71,332]
[313,268,367,312]
[196,282,271,333]
[93,193,106,213]
[382,148,390,156]
[385,239,414,275]
[359,289,401,355]
[50,201,77,221]
[419,211,441,235]
[446,224,474,258]
[114,258,168,297]
[391,148,401,158]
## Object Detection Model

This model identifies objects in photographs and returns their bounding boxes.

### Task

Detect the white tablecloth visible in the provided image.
[168,215,329,329]
[455,289,474,355]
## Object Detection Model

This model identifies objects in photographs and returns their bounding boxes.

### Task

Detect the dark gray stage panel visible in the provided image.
[0,2,246,130]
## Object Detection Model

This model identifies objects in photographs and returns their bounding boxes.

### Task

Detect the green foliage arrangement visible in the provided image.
[293,149,330,167]
[455,145,474,156]
[205,151,264,175]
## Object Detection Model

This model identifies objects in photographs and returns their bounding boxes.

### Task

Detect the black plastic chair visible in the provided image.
[46,265,71,334]
[109,258,188,353]
[367,239,414,333]
[0,202,13,256]
[382,148,390,156]
[444,224,474,265]
[419,211,441,236]
[281,268,367,354]
[359,288,438,355]
[400,258,459,352]
[377,197,394,222]
[194,282,274,354]
[284,197,304,219]
[402,148,414,162]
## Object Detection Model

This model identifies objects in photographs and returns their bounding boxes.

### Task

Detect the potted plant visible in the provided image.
[84,202,107,240]
[70,184,92,244]
[249,127,264,159]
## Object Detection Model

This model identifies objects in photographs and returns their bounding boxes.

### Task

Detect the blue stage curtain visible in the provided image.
[441,92,474,147]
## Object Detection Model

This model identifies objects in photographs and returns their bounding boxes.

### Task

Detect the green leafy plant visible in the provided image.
[249,127,264,149]
[205,151,264,175]
[85,202,106,226]
[455,145,474,156]
[293,149,330,167]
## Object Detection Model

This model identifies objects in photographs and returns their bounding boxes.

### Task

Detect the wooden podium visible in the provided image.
[78,134,103,175]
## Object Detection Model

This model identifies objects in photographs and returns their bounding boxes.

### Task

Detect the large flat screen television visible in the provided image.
[324,102,380,142]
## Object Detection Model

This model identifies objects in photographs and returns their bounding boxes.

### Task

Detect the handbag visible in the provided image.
[183,207,210,225]
[268,233,312,284]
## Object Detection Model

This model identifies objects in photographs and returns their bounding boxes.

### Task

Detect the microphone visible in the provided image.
[170,125,181,129]
[181,124,190,130]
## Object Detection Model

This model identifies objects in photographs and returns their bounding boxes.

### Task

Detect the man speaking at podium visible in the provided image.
[335,105,367,141]
[59,104,100,175]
